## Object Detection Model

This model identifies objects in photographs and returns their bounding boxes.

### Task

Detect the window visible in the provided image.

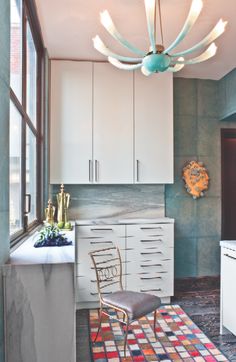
[10,0,44,242]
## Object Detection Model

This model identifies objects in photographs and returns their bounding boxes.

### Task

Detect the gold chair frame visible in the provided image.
[89,246,158,358]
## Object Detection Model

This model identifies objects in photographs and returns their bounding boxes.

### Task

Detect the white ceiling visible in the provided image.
[35,0,236,80]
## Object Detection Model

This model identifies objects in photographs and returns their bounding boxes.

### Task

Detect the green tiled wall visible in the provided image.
[167,75,236,278]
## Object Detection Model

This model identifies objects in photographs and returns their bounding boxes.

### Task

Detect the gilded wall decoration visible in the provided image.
[182,161,209,199]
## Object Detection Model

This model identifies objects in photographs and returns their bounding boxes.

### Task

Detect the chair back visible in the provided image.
[89,246,124,302]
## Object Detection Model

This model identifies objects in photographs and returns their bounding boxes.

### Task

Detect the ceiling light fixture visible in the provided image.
[93,0,227,76]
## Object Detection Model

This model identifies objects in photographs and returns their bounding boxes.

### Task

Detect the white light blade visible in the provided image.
[164,0,203,54]
[172,43,217,65]
[144,0,156,53]
[108,57,143,70]
[141,66,152,76]
[100,10,146,56]
[171,19,227,57]
[93,36,143,62]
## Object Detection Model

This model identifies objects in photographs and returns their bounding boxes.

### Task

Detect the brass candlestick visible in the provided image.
[57,184,70,225]
[45,199,55,225]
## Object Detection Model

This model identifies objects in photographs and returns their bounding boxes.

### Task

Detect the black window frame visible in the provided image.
[10,0,44,246]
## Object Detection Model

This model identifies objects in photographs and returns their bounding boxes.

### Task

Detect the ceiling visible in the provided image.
[35,0,236,80]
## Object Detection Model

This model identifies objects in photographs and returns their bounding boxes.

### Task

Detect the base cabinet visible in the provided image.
[76,222,174,308]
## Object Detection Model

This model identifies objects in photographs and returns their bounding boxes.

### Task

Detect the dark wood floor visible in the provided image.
[76,277,236,361]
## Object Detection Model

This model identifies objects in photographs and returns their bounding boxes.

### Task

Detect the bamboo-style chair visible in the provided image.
[89,246,161,357]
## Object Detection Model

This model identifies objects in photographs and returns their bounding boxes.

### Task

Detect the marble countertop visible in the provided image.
[75,217,174,225]
[6,229,75,266]
[220,240,236,251]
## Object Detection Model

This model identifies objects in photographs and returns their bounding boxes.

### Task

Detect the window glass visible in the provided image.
[26,22,37,127]
[26,126,37,224]
[10,0,22,101]
[9,102,22,235]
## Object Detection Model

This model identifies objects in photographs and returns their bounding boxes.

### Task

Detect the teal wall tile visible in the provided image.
[197,237,220,276]
[196,197,221,238]
[174,116,197,156]
[219,68,236,121]
[175,238,197,278]
[166,197,197,238]
[174,78,197,116]
[165,156,197,199]
[197,117,220,157]
[200,156,220,197]
[197,80,218,118]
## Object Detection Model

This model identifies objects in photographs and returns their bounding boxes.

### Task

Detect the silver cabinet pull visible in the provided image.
[90,241,113,245]
[140,227,163,230]
[95,160,99,182]
[89,160,93,182]
[91,228,113,231]
[136,160,140,182]
[140,239,163,243]
[140,288,161,292]
[141,251,162,255]
[140,264,162,267]
[140,276,162,280]
[224,254,236,261]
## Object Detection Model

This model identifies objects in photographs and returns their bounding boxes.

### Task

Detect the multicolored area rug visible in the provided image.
[89,305,228,362]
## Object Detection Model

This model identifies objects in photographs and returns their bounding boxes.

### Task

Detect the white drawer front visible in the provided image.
[126,224,174,247]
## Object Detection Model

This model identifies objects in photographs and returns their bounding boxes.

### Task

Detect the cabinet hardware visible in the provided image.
[140,288,161,292]
[140,264,162,267]
[224,254,236,261]
[141,251,162,255]
[25,194,31,214]
[95,160,99,182]
[140,227,163,230]
[90,241,113,245]
[140,276,162,280]
[91,228,113,231]
[90,292,112,296]
[140,239,163,243]
[136,160,140,182]
[89,160,93,182]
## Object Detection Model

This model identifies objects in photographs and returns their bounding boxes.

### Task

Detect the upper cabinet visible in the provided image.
[93,63,133,184]
[134,71,173,184]
[50,61,173,185]
[50,61,93,184]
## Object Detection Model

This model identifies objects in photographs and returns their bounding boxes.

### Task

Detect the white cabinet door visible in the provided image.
[50,61,93,184]
[134,71,173,184]
[93,63,134,184]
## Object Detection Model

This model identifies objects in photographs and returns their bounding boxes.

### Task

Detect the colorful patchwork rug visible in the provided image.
[89,305,228,362]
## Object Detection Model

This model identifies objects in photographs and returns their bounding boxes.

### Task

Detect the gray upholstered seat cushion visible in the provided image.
[102,290,161,320]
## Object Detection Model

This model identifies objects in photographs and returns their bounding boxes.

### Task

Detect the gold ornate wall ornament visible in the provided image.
[182,161,209,199]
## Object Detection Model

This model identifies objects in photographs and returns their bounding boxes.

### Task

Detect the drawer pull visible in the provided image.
[91,228,113,231]
[140,227,163,230]
[140,264,162,267]
[140,288,161,292]
[141,251,162,255]
[90,292,112,296]
[140,276,162,280]
[224,253,236,261]
[140,239,163,243]
[90,241,113,245]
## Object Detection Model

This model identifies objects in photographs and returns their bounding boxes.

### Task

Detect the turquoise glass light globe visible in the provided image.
[142,53,171,73]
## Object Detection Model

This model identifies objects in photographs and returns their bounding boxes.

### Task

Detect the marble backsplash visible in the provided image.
[50,184,165,220]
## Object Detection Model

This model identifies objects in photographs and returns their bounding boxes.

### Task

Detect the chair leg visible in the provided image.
[94,307,103,343]
[153,309,157,338]
[124,316,129,358]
